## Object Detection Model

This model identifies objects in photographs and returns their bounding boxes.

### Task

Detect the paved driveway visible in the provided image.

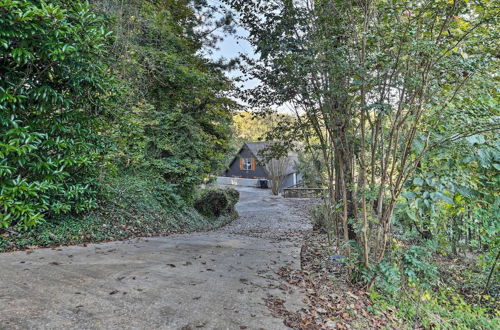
[0,186,312,330]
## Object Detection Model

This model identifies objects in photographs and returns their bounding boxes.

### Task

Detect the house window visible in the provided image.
[243,158,253,170]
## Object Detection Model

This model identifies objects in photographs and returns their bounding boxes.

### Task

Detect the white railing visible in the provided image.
[216,176,261,187]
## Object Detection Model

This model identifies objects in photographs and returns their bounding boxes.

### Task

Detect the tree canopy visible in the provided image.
[228,0,499,293]
[1,0,237,228]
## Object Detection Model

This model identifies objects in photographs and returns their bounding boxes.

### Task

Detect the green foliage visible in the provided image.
[232,111,271,142]
[96,0,235,200]
[371,286,499,329]
[224,187,240,208]
[1,0,236,234]
[229,0,499,325]
[363,242,438,297]
[310,203,333,233]
[369,241,498,328]
[0,172,236,252]
[401,246,438,285]
[229,0,498,298]
[401,129,499,250]
[0,0,114,229]
[295,150,324,188]
[101,171,185,214]
[195,189,229,218]
[193,187,239,218]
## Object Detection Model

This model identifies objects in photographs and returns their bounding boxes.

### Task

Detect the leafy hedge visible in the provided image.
[0,1,113,228]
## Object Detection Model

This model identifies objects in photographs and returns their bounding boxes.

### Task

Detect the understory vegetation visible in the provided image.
[229,0,499,327]
[0,174,238,251]
[0,0,238,250]
[1,0,498,327]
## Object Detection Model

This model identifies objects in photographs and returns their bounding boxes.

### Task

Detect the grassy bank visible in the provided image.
[0,174,237,252]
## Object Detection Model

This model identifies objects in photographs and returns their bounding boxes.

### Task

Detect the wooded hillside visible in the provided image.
[1,0,237,248]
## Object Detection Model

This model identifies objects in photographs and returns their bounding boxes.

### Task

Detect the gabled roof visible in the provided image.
[245,142,273,162]
[227,141,299,176]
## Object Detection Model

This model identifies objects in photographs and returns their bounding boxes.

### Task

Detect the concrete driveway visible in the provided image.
[0,186,312,330]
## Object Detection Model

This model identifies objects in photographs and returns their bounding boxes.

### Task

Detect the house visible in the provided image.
[219,142,302,191]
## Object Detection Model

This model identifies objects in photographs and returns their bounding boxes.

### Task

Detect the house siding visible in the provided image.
[279,172,302,192]
[224,145,268,179]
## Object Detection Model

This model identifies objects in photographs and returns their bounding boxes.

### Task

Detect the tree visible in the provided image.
[265,157,290,195]
[294,149,324,188]
[92,0,237,199]
[232,111,271,142]
[229,0,499,277]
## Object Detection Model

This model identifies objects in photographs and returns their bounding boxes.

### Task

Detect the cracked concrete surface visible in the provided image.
[0,186,313,330]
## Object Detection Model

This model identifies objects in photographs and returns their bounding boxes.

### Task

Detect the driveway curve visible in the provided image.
[0,186,312,330]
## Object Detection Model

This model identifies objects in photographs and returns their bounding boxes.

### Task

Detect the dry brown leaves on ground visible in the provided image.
[265,231,402,329]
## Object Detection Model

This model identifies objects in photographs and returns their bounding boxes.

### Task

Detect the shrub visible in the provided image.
[0,1,113,229]
[370,286,499,329]
[0,174,238,252]
[224,188,240,209]
[310,202,335,233]
[362,242,438,297]
[194,188,239,218]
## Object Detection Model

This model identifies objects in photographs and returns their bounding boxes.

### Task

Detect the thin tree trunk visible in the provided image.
[483,249,500,297]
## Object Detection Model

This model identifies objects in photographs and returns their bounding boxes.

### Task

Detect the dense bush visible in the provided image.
[0,1,113,229]
[194,187,239,218]
[362,243,438,297]
[310,203,332,232]
[224,188,240,208]
[370,286,498,329]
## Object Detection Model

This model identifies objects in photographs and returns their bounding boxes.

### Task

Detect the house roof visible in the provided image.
[229,142,299,176]
[245,142,273,162]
